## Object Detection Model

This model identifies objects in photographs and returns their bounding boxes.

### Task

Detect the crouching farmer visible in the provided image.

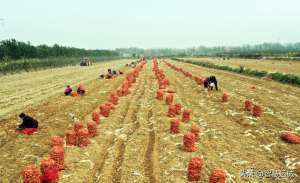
[16,113,39,135]
[77,84,86,96]
[204,76,218,90]
[64,85,73,96]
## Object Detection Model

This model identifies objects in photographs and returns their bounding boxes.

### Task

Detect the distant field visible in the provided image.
[0,59,130,119]
[184,57,300,76]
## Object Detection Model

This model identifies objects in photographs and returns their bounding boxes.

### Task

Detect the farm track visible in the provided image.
[160,61,300,182]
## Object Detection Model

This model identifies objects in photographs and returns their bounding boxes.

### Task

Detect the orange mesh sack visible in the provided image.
[165,94,174,105]
[71,91,78,97]
[74,121,84,134]
[187,156,203,181]
[183,132,196,152]
[209,167,226,183]
[92,111,100,124]
[190,125,200,141]
[182,109,192,122]
[280,131,300,144]
[22,165,41,183]
[66,129,76,146]
[175,103,182,115]
[88,121,97,137]
[253,105,262,117]
[222,93,229,102]
[156,90,164,100]
[77,128,90,147]
[170,118,180,134]
[40,159,57,175]
[167,104,176,117]
[50,146,64,170]
[244,100,252,111]
[51,136,63,147]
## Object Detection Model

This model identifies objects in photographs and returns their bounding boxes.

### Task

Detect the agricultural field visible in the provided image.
[0,58,300,183]
[183,57,300,76]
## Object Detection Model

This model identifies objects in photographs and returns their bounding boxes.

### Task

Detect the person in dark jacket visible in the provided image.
[203,76,218,90]
[17,113,39,130]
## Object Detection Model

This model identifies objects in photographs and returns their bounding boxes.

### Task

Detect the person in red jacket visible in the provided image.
[77,84,86,96]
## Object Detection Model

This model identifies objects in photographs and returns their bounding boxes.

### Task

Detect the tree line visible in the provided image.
[0,39,119,61]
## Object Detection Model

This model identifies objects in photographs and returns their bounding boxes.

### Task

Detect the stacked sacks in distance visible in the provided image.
[253,104,262,117]
[190,125,200,141]
[165,94,174,105]
[170,118,180,134]
[183,132,196,152]
[193,76,204,85]
[175,103,182,115]
[100,103,111,117]
[108,92,119,105]
[182,109,192,122]
[187,156,204,181]
[244,100,253,111]
[222,93,229,102]
[167,104,176,117]
[156,90,164,100]
[87,121,97,137]
[22,165,41,183]
[66,129,76,146]
[92,111,100,124]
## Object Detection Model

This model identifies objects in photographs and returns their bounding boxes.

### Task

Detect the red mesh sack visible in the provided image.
[51,136,63,147]
[222,93,229,102]
[40,159,56,175]
[50,146,64,170]
[40,168,59,183]
[175,103,182,115]
[117,89,123,97]
[156,90,164,100]
[22,165,41,183]
[100,104,110,117]
[167,104,176,117]
[77,128,90,147]
[209,167,226,183]
[66,129,76,146]
[108,94,118,105]
[190,125,200,141]
[253,105,262,117]
[280,131,300,144]
[187,156,203,181]
[105,102,115,110]
[165,94,174,105]
[244,100,252,111]
[183,132,196,152]
[170,118,180,134]
[92,111,100,124]
[182,109,192,122]
[88,121,97,137]
[74,121,84,134]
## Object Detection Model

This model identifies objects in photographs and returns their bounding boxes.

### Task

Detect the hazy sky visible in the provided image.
[0,0,299,49]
